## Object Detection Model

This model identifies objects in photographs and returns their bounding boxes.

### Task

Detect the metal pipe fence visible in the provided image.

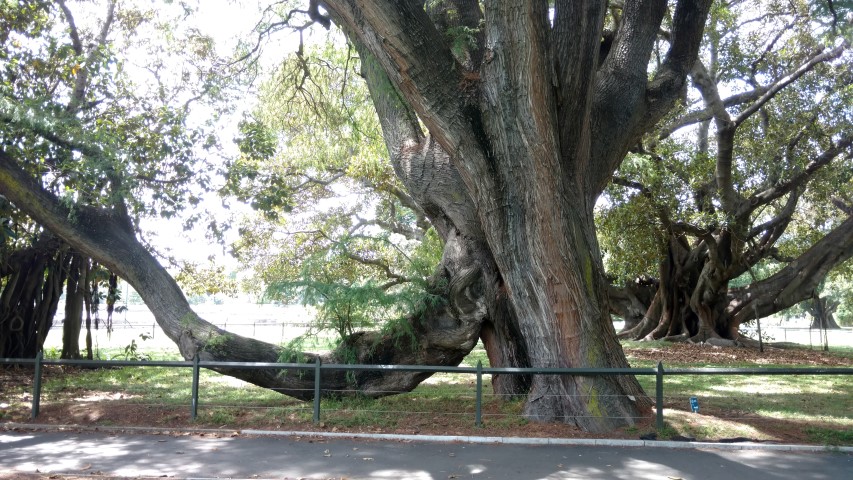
[2,353,851,432]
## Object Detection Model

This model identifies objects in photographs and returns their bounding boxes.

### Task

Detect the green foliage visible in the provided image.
[262,226,442,344]
[809,0,853,38]
[277,335,312,364]
[122,333,152,361]
[175,262,238,298]
[226,38,443,344]
[446,25,479,59]
[222,118,294,220]
[0,0,235,237]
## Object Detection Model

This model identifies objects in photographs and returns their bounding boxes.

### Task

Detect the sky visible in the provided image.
[134,0,299,271]
[134,1,358,276]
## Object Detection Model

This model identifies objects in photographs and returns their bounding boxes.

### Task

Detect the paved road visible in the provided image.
[1,430,850,479]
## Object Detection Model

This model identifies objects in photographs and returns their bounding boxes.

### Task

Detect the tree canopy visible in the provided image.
[0,0,230,357]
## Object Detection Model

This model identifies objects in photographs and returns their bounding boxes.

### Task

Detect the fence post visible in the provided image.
[656,361,664,431]
[313,356,322,423]
[475,360,483,427]
[191,355,200,420]
[31,350,43,419]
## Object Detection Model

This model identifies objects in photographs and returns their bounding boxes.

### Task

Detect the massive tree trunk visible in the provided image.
[320,0,711,431]
[3,0,713,432]
[356,41,530,397]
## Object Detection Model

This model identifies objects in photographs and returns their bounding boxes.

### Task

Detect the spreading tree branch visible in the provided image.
[738,135,853,218]
[734,42,848,125]
[727,214,853,324]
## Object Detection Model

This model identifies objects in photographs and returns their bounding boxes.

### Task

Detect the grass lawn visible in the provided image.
[1,341,851,445]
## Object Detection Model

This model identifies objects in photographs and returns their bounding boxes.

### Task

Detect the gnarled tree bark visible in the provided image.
[319,0,712,431]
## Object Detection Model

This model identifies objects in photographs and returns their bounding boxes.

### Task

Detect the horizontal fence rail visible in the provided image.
[2,354,852,431]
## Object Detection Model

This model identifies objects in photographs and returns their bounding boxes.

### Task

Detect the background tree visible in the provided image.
[0,0,223,359]
[600,0,853,343]
[227,38,444,345]
[0,1,109,359]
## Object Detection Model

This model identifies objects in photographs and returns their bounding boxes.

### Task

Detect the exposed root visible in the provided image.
[661,333,690,343]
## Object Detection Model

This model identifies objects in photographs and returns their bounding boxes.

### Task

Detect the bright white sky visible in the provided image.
[134,0,301,271]
[136,1,356,275]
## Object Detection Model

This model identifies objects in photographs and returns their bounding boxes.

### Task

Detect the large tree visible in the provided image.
[0,1,127,359]
[0,0,224,360]
[600,1,853,343]
[0,0,528,426]
[299,0,716,429]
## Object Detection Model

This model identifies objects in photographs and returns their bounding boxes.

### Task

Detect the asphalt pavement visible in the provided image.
[1,429,851,479]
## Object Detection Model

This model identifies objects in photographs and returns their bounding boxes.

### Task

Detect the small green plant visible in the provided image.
[655,422,680,440]
[122,333,152,361]
[42,347,61,359]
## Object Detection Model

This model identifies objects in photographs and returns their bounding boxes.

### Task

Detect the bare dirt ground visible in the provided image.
[2,343,850,451]
[625,341,853,366]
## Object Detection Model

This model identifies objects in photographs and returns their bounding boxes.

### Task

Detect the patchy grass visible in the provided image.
[2,342,851,445]
[806,427,853,446]
[624,342,853,444]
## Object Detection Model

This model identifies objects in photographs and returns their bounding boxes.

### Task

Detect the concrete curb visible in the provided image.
[4,422,851,453]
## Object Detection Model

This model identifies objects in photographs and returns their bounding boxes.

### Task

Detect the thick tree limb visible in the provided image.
[690,60,744,214]
[591,0,712,193]
[657,87,768,141]
[643,0,713,121]
[726,215,853,324]
[589,0,668,190]
[554,0,607,176]
[0,147,492,398]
